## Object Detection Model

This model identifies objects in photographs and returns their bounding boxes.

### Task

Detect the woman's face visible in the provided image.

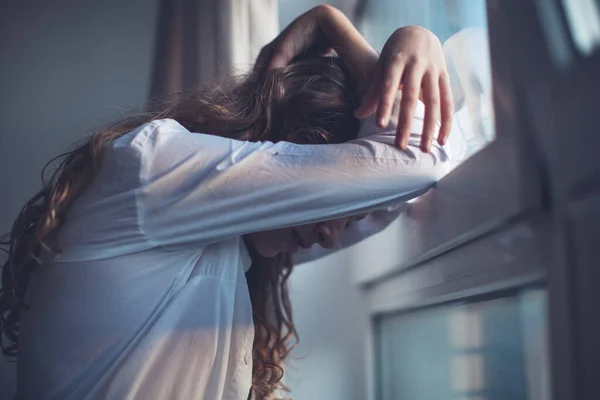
[244,216,364,258]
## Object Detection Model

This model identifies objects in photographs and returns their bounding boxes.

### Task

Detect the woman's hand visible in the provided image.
[354,26,454,152]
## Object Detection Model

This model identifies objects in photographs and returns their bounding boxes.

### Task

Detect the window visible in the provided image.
[375,289,550,400]
[357,0,600,399]
[562,0,600,55]
[350,2,561,400]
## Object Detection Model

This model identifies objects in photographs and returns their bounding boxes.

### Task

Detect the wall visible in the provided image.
[287,249,373,400]
[0,1,160,397]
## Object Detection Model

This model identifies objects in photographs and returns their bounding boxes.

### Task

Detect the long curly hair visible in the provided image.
[0,55,361,399]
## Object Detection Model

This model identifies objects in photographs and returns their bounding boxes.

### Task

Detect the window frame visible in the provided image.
[356,0,600,399]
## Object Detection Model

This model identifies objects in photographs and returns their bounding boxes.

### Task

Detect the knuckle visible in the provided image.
[411,55,427,67]
[315,4,337,15]
[442,95,454,108]
[389,52,404,64]
[443,103,454,114]
[382,79,396,91]
[403,86,419,99]
[428,97,440,108]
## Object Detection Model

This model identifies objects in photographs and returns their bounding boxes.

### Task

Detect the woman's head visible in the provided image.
[245,214,367,258]
[168,55,361,144]
[0,56,360,399]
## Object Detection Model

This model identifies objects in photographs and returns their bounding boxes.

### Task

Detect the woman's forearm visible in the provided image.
[316,5,379,92]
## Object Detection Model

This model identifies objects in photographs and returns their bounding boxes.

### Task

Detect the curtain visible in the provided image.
[149,0,278,99]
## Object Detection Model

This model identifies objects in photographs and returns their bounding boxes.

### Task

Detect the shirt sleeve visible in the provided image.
[136,100,451,248]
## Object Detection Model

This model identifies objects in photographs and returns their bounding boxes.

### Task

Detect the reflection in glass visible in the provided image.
[375,289,549,400]
[562,0,600,55]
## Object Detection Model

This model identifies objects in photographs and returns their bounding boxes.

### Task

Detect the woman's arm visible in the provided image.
[137,105,450,249]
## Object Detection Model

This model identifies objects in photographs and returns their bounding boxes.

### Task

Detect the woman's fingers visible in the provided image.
[396,62,424,149]
[438,71,454,145]
[421,71,440,152]
[355,49,453,151]
[376,56,406,128]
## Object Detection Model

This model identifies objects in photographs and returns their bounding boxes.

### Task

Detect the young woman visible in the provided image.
[0,5,453,400]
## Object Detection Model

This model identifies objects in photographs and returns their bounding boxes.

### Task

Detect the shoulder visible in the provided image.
[112,118,230,161]
[111,118,188,153]
[131,118,191,148]
[137,119,234,153]
[130,120,264,185]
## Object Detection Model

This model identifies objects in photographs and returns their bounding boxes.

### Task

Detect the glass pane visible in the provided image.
[562,0,600,55]
[358,0,495,163]
[375,289,550,400]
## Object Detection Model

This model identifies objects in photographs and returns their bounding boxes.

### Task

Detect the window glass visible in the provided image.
[562,0,600,55]
[375,289,550,400]
[358,0,495,163]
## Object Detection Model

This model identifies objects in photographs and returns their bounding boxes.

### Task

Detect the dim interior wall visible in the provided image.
[0,1,160,398]
[0,1,160,235]
[287,246,374,400]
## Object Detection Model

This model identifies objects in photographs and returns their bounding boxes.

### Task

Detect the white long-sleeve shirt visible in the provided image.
[17,100,451,400]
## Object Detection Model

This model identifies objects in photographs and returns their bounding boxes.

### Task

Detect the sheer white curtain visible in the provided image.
[443,27,494,162]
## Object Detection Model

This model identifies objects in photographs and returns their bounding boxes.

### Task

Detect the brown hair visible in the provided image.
[0,56,360,399]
